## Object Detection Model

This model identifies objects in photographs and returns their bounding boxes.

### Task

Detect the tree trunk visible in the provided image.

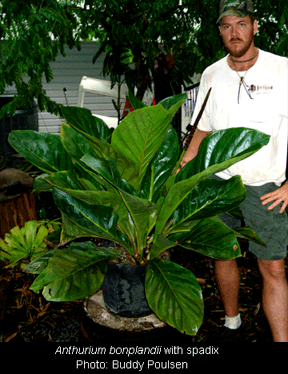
[0,190,37,239]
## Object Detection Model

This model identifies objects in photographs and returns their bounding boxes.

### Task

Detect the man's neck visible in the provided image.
[228,46,259,72]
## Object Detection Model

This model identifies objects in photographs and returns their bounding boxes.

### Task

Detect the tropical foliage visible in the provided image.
[0,220,57,269]
[8,94,269,335]
[0,0,287,117]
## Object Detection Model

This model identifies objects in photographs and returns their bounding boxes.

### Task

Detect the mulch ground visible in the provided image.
[0,239,281,344]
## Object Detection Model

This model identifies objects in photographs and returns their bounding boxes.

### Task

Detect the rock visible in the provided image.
[84,290,166,333]
[0,168,33,201]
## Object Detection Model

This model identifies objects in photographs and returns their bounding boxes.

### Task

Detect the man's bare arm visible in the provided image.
[177,129,211,172]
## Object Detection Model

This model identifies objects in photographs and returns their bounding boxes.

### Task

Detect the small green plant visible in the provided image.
[8,93,269,336]
[0,220,59,268]
[37,217,62,232]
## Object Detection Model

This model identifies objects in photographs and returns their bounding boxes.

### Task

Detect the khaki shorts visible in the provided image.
[214,176,288,261]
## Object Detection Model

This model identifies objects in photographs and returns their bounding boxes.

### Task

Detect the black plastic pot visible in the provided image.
[101,262,152,318]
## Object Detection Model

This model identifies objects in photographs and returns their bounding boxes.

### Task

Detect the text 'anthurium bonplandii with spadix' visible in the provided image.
[8,92,269,336]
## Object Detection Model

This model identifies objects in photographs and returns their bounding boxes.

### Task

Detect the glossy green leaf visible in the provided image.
[111,100,185,191]
[8,130,73,174]
[234,226,267,247]
[30,242,118,301]
[33,174,53,193]
[118,190,158,257]
[45,171,136,250]
[60,107,117,161]
[45,170,84,191]
[60,108,120,175]
[81,151,137,195]
[139,125,179,202]
[60,214,95,244]
[168,176,246,233]
[178,127,270,179]
[148,234,178,261]
[61,123,91,162]
[155,128,270,236]
[24,250,59,274]
[158,93,188,111]
[66,123,136,188]
[128,89,147,110]
[52,188,117,239]
[145,258,204,335]
[45,171,119,205]
[52,188,134,255]
[112,105,168,190]
[60,106,111,142]
[226,206,244,220]
[170,217,242,260]
[60,124,111,190]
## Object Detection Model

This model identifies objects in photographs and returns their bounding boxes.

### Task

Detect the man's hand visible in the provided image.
[176,129,211,173]
[260,181,288,213]
[176,157,190,173]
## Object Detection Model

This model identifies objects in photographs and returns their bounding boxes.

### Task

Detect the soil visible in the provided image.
[0,239,281,344]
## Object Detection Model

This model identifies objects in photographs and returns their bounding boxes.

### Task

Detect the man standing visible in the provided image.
[180,0,288,341]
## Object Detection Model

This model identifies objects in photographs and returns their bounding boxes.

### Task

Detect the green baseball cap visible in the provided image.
[217,0,254,23]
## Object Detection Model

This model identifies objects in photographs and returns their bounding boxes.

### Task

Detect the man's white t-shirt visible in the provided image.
[192,49,288,186]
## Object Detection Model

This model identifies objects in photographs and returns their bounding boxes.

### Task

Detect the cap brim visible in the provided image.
[217,9,250,23]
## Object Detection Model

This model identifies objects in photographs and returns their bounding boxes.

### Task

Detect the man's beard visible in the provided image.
[224,32,254,58]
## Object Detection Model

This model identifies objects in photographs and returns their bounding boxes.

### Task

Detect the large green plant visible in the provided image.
[8,93,269,336]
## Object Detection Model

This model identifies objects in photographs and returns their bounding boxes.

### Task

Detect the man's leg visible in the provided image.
[257,258,288,342]
[214,259,240,318]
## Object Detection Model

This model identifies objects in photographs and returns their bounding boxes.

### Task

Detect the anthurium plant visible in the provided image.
[8,93,269,335]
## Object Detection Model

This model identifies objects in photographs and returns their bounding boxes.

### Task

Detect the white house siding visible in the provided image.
[41,42,124,133]
[3,41,200,135]
[5,42,121,134]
